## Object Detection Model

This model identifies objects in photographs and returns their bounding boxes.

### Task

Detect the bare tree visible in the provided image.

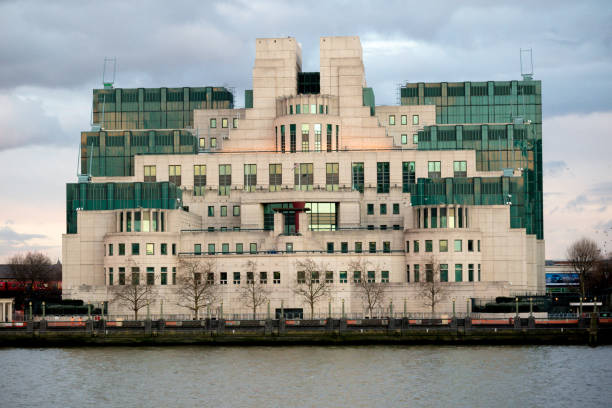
[567,238,601,299]
[9,251,52,290]
[418,257,449,314]
[176,258,218,319]
[293,259,331,319]
[110,282,155,320]
[348,258,387,317]
[239,260,270,319]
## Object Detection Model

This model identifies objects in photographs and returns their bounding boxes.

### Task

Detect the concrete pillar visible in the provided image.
[273,212,284,236]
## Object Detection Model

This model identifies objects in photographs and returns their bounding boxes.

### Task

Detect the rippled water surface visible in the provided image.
[1,345,611,408]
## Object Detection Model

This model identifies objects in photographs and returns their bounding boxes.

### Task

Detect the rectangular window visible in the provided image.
[341,242,348,253]
[440,264,448,282]
[172,267,176,285]
[108,243,113,256]
[367,203,374,215]
[367,270,375,283]
[380,203,387,215]
[285,243,293,253]
[326,163,339,191]
[290,124,296,152]
[455,264,463,282]
[119,267,125,285]
[296,104,300,114]
[478,264,481,281]
[413,134,418,144]
[169,165,181,186]
[233,205,240,216]
[314,124,321,152]
[454,239,462,252]
[222,243,229,254]
[413,240,419,253]
[389,115,395,125]
[468,240,474,252]
[260,271,268,284]
[210,118,217,128]
[233,117,238,128]
[160,243,167,255]
[339,271,348,284]
[144,165,156,182]
[108,267,114,285]
[353,271,362,283]
[377,162,390,193]
[210,138,217,148]
[301,124,309,152]
[428,161,441,179]
[146,243,154,255]
[208,206,214,217]
[172,243,176,255]
[199,137,206,149]
[369,242,376,253]
[355,242,362,253]
[414,265,420,282]
[294,163,313,191]
[326,124,332,152]
[393,203,400,214]
[208,243,215,255]
[327,242,334,254]
[219,164,231,196]
[401,115,407,125]
[454,161,467,177]
[269,163,282,192]
[147,267,155,285]
[161,267,167,285]
[406,265,410,282]
[468,264,474,282]
[439,239,448,252]
[126,212,132,232]
[381,270,389,283]
[478,240,481,251]
[194,165,207,196]
[440,208,447,228]
[194,244,201,255]
[220,206,227,217]
[425,264,433,283]
[406,241,410,253]
[222,118,228,128]
[325,271,333,284]
[352,162,364,193]
[131,243,140,256]
[220,272,227,285]
[413,115,419,125]
[280,125,286,153]
[236,243,243,254]
[273,271,280,284]
[250,243,257,254]
[233,272,240,285]
[131,267,140,285]
[401,134,407,144]
[310,104,316,114]
[425,240,433,252]
[383,241,391,253]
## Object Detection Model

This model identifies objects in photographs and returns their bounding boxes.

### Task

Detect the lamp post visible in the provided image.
[594,297,598,314]
[515,297,519,319]
[220,301,223,320]
[160,299,164,320]
[466,298,470,318]
[328,299,332,319]
[42,302,46,320]
[28,301,32,321]
[341,299,345,319]
[579,297,583,317]
[529,297,533,318]
[403,298,407,318]
[452,298,456,319]
[389,300,393,318]
[267,300,270,320]
[280,300,284,320]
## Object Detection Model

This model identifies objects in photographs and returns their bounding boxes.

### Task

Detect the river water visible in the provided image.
[1,345,610,408]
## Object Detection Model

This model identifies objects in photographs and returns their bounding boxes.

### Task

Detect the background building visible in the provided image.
[62,36,545,317]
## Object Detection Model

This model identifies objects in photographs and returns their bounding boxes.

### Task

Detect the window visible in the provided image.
[269,163,282,192]
[222,118,228,128]
[233,205,240,216]
[353,271,362,283]
[381,271,389,283]
[233,118,238,128]
[454,239,462,252]
[367,270,375,283]
[273,271,281,284]
[393,203,400,214]
[380,225,387,230]
[161,267,167,285]
[194,244,201,255]
[341,242,348,253]
[478,264,481,281]
[147,267,155,285]
[280,125,286,153]
[369,242,376,253]
[290,124,296,152]
[119,267,126,285]
[108,243,113,256]
[286,243,293,253]
[327,242,334,254]
[144,165,156,182]
[244,164,256,192]
[326,124,332,152]
[208,206,214,217]
[219,164,231,196]
[172,267,176,285]
[325,271,334,284]
[294,163,313,191]
[146,243,154,255]
[355,242,362,253]
[311,271,320,284]
[478,240,481,252]
[220,272,228,285]
[401,115,407,125]
[208,243,215,255]
[222,243,229,254]
[131,243,140,255]
[425,240,433,252]
[383,241,390,253]
[413,134,418,144]
[401,134,408,145]
[377,162,390,193]
[440,264,448,282]
[236,243,243,254]
[428,161,441,178]
[454,161,467,177]
[389,115,395,125]
[194,165,206,196]
[290,105,294,114]
[406,265,410,282]
[425,264,433,282]
[413,115,419,125]
[468,264,474,282]
[314,124,321,152]
[209,118,217,128]
[339,271,348,284]
[210,138,217,148]
[250,243,257,254]
[352,162,364,193]
[108,267,114,285]
[169,165,181,186]
[199,138,206,149]
[172,243,176,255]
[413,240,419,253]
[233,272,240,285]
[380,204,387,215]
[367,204,374,215]
[260,271,268,284]
[220,206,227,217]
[414,265,420,282]
[402,162,415,193]
[131,268,140,285]
[406,241,410,253]
[455,264,463,282]
[439,239,448,252]
[440,208,447,228]
[326,163,339,191]
[367,225,374,230]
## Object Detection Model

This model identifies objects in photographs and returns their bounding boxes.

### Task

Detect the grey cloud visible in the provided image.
[0,226,47,256]
[544,160,568,177]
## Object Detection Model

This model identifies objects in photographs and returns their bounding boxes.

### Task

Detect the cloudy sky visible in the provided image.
[0,0,611,262]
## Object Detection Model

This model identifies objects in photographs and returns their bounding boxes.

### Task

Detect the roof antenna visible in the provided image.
[520,48,533,81]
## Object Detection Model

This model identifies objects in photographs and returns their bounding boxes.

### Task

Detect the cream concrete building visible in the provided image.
[63,36,545,318]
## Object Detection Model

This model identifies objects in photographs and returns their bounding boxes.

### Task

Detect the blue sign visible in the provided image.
[546,273,579,286]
